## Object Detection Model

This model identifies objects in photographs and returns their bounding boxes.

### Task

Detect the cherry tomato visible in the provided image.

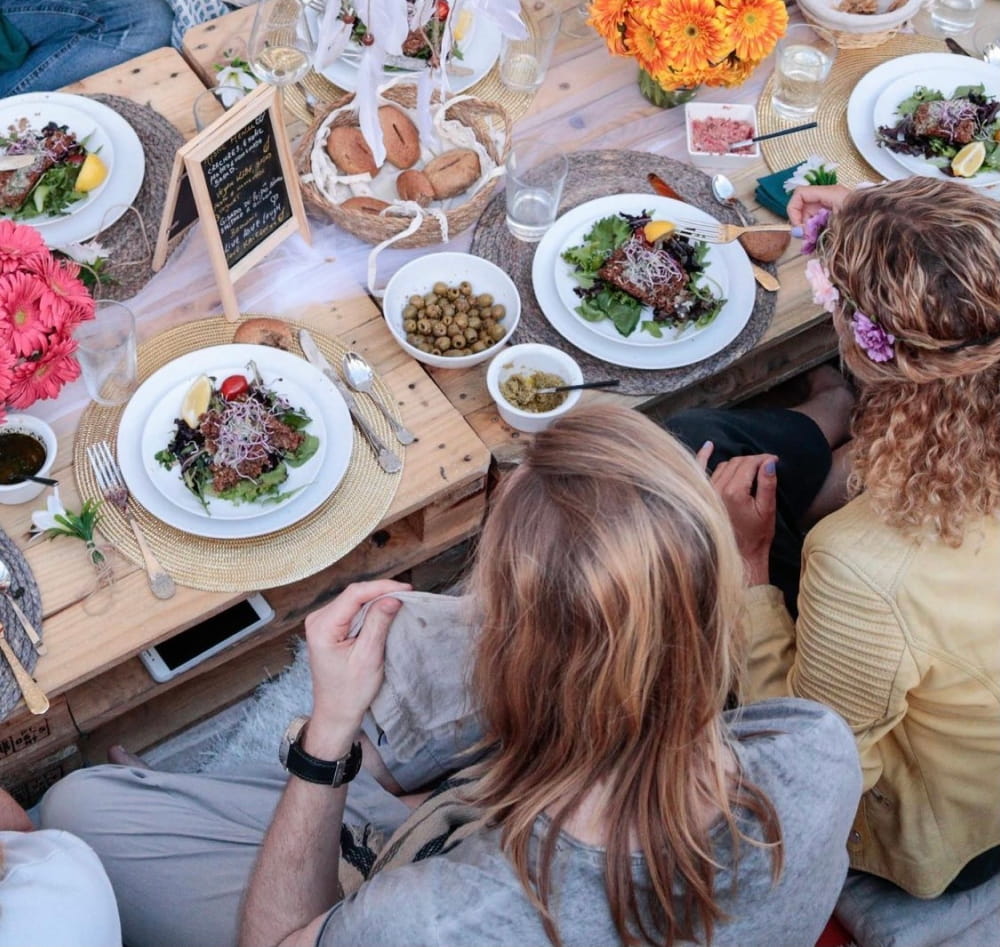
[220,374,249,400]
[436,0,449,20]
[66,152,86,165]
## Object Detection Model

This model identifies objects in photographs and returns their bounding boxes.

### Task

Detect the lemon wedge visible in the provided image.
[643,220,675,242]
[74,153,108,193]
[181,375,212,429]
[453,9,473,41]
[951,141,986,178]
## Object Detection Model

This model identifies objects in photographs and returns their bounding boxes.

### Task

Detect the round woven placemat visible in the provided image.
[81,95,184,300]
[757,34,946,184]
[0,528,43,721]
[72,318,403,592]
[283,4,539,125]
[470,150,777,397]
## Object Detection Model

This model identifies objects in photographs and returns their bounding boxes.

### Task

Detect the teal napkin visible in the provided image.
[0,14,29,72]
[755,166,797,219]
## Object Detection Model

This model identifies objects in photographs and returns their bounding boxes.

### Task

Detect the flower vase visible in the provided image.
[637,69,698,108]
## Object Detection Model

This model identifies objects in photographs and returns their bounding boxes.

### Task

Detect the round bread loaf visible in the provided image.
[424,148,481,200]
[340,196,391,214]
[233,318,297,351]
[326,126,378,176]
[738,230,791,264]
[379,105,420,169]
[396,169,435,206]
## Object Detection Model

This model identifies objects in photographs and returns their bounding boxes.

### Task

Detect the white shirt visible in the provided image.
[0,829,121,947]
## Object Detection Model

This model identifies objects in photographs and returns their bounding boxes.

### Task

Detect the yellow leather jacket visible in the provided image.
[744,493,1000,898]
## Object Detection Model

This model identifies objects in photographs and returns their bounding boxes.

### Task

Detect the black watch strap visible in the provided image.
[279,716,363,786]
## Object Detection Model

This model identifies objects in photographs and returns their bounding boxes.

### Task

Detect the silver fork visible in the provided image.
[668,217,792,244]
[87,442,176,600]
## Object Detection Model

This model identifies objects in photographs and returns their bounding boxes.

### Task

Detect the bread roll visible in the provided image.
[396,169,435,206]
[379,105,420,169]
[738,230,791,264]
[233,318,296,351]
[424,149,481,200]
[340,196,390,214]
[326,126,378,176]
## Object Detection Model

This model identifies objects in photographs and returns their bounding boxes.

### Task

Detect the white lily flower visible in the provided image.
[784,155,839,192]
[56,240,106,265]
[31,487,67,534]
[215,66,259,107]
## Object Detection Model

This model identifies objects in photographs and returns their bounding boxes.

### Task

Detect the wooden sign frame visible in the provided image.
[153,84,311,322]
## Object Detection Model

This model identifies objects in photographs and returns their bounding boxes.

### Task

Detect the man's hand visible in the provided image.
[710,454,778,586]
[304,580,411,751]
[787,184,851,227]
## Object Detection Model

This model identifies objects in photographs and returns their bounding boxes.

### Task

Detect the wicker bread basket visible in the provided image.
[797,0,923,48]
[295,84,511,249]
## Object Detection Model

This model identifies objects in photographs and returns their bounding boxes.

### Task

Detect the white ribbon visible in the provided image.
[367,202,449,297]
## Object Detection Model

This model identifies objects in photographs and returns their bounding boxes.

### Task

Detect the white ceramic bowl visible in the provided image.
[798,0,922,34]
[685,103,760,169]
[382,252,522,369]
[486,343,584,434]
[0,413,58,505]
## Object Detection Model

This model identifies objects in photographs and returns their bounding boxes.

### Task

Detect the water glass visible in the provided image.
[771,24,837,122]
[248,0,315,87]
[75,301,137,407]
[193,85,247,132]
[499,6,562,93]
[914,0,984,35]
[504,137,569,242]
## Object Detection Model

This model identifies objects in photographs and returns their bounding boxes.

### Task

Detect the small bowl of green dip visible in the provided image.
[486,344,583,433]
[0,414,58,505]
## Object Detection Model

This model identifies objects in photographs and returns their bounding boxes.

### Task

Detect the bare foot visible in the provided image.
[108,745,151,769]
[791,365,855,449]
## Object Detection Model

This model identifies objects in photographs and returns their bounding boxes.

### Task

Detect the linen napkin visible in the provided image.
[755,166,798,219]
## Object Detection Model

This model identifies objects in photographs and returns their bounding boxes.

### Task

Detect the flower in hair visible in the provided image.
[801,208,831,255]
[852,311,895,363]
[804,258,840,313]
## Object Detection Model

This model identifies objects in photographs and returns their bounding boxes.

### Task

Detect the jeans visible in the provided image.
[0,0,174,95]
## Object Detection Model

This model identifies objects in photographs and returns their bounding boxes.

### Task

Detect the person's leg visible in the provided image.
[40,760,410,947]
[0,0,174,95]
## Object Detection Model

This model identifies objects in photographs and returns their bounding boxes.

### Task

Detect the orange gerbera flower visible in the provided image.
[629,16,677,75]
[718,0,788,63]
[648,0,731,75]
[704,55,757,87]
[588,0,631,54]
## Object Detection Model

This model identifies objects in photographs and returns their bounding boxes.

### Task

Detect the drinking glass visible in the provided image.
[248,0,315,87]
[771,24,837,122]
[499,5,562,93]
[504,137,569,242]
[561,3,595,40]
[74,301,137,407]
[193,85,247,132]
[913,0,984,35]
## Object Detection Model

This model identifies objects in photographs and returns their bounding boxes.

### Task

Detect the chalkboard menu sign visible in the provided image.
[154,84,310,321]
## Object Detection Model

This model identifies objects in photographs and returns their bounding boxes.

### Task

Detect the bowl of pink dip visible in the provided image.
[685,103,760,169]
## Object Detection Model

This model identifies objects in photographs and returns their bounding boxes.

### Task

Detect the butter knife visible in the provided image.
[299,330,403,475]
[0,619,49,714]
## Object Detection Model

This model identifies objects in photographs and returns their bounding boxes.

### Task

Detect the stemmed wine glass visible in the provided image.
[248,0,316,87]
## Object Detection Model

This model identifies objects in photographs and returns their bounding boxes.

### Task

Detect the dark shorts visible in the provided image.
[663,407,833,616]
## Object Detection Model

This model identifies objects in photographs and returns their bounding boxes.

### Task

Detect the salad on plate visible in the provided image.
[0,118,107,219]
[154,364,319,512]
[876,83,1000,178]
[561,211,726,339]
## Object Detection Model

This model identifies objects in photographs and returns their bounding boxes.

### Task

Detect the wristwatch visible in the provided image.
[279,715,363,786]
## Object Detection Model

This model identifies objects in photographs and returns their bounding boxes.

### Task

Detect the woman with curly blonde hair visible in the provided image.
[701,177,1000,906]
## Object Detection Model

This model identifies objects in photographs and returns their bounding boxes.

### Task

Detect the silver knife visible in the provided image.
[299,329,403,475]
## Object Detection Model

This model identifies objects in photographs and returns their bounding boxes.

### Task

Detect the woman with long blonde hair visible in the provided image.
[705,177,1000,904]
[42,406,859,947]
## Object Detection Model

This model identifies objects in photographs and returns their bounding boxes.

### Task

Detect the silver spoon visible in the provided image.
[710,174,781,292]
[341,352,416,446]
[0,560,46,655]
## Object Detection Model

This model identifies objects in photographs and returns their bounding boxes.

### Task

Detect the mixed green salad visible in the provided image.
[154,366,319,512]
[561,211,725,339]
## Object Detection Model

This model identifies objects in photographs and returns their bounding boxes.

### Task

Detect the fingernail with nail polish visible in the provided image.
[764,460,777,475]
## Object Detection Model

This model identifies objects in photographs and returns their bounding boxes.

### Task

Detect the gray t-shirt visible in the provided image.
[318,698,861,947]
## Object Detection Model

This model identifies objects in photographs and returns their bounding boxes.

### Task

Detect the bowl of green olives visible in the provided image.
[382,252,521,368]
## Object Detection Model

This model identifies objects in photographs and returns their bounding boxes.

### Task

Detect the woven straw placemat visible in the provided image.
[72,318,402,592]
[83,95,184,300]
[283,3,538,125]
[0,528,43,721]
[757,34,946,184]
[470,150,777,397]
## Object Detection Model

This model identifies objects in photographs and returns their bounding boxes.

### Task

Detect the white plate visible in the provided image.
[847,53,1000,183]
[871,71,1000,187]
[310,9,500,94]
[555,209,730,348]
[117,345,354,539]
[0,92,144,245]
[531,195,755,371]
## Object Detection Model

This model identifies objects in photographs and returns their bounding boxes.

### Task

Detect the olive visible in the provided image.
[455,313,469,329]
[425,304,441,318]
[450,334,467,350]
[417,318,432,334]
[435,336,451,351]
[470,340,487,353]
[403,318,417,333]
[489,324,506,341]
[403,304,417,320]
[433,281,449,295]
[408,295,424,308]
[491,304,506,320]
[455,298,469,313]
[468,315,482,329]
[447,288,459,300]
[477,293,493,308]
[459,281,472,296]
[432,321,448,337]
[442,303,455,318]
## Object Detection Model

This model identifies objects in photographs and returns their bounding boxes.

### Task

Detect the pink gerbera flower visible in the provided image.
[0,219,48,275]
[7,333,80,408]
[33,254,95,326]
[0,271,53,357]
[0,344,14,423]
